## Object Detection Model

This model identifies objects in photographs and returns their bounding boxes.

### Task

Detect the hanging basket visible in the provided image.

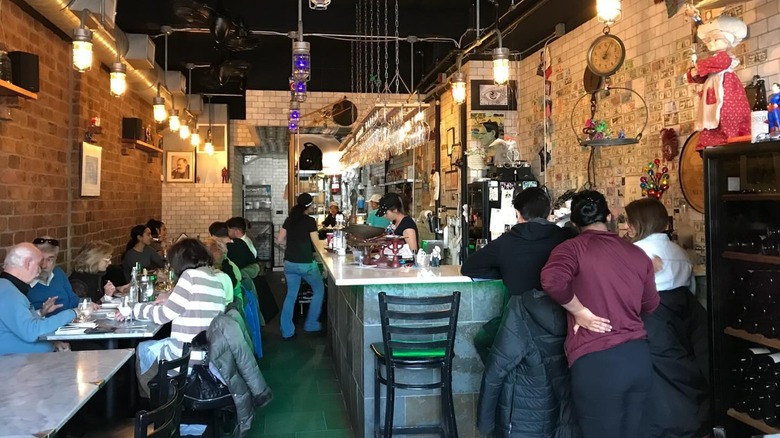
[569,86,649,147]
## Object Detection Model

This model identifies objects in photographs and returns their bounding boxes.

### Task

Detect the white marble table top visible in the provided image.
[314,239,474,286]
[0,349,134,437]
[39,314,162,341]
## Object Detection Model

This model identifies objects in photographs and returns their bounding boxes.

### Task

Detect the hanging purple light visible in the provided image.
[292,41,311,82]
[293,79,307,102]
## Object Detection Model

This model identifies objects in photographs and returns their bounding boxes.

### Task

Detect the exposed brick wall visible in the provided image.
[161,183,233,239]
[0,1,161,265]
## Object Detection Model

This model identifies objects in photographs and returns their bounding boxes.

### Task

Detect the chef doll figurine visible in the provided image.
[687,14,751,149]
[769,83,780,138]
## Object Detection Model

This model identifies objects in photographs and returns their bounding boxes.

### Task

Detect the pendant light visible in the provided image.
[72,10,93,72]
[204,96,214,155]
[190,129,201,147]
[450,54,466,105]
[169,110,181,132]
[109,62,127,97]
[180,63,196,141]
[179,121,191,140]
[162,27,180,132]
[152,83,167,123]
[597,0,621,25]
[292,41,311,82]
[289,100,300,132]
[492,29,510,86]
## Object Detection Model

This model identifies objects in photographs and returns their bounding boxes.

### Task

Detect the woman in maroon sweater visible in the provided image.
[541,190,659,438]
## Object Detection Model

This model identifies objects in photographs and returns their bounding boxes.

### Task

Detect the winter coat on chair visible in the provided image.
[477,290,580,438]
[200,307,273,438]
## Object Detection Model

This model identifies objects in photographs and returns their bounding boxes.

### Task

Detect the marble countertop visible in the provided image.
[314,239,473,286]
[0,349,134,437]
[40,313,162,341]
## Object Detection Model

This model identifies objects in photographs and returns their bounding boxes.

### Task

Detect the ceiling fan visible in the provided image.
[198,57,251,89]
[172,0,262,51]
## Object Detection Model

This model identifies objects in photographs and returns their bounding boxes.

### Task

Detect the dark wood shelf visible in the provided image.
[722,251,780,265]
[722,193,780,201]
[0,79,37,99]
[724,327,780,349]
[727,408,780,434]
[121,139,162,162]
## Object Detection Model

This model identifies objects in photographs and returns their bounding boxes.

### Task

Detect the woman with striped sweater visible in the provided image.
[125,238,226,365]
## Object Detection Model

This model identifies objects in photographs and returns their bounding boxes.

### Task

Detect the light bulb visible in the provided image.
[72,39,93,72]
[597,0,621,25]
[492,47,510,85]
[204,141,214,155]
[109,62,126,97]
[292,41,311,82]
[153,96,167,123]
[179,124,191,140]
[451,72,467,105]
[169,112,181,132]
[289,120,299,132]
[190,132,201,147]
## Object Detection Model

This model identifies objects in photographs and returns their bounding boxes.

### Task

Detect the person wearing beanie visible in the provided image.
[275,193,325,339]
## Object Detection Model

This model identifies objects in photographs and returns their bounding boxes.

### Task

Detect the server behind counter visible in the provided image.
[376,192,418,251]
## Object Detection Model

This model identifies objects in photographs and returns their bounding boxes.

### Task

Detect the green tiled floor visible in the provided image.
[251,274,353,438]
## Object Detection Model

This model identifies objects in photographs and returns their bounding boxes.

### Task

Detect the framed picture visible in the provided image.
[166,150,195,182]
[195,124,227,153]
[80,142,102,197]
[471,80,518,110]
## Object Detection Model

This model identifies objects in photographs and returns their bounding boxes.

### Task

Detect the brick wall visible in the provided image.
[161,183,233,238]
[0,1,161,265]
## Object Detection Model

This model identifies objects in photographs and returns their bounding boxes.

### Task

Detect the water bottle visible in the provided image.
[140,275,154,302]
[129,265,139,304]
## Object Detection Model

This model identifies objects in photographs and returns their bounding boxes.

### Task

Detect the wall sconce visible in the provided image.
[597,0,621,26]
[451,72,466,105]
[109,62,126,97]
[72,26,93,72]
[152,84,167,123]
[292,41,311,82]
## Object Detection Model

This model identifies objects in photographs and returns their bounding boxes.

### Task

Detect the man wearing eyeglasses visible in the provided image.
[27,237,81,317]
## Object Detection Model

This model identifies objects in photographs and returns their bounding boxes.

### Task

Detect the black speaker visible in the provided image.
[122,117,144,140]
[8,52,39,92]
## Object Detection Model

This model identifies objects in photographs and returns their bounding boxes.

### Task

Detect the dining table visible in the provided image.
[0,349,134,438]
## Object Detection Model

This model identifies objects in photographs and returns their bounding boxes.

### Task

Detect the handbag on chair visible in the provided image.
[184,332,232,408]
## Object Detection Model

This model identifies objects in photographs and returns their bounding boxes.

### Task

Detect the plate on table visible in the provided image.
[100,302,120,309]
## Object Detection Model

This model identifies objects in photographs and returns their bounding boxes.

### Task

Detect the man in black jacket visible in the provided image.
[461,187,574,362]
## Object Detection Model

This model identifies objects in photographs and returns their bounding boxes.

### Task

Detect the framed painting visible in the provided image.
[471,80,518,110]
[166,150,195,182]
[80,142,102,197]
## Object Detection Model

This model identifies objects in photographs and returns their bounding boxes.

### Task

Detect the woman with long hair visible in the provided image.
[145,218,168,255]
[119,238,226,365]
[625,198,710,438]
[70,241,127,302]
[276,193,325,339]
[541,190,659,438]
[376,192,419,251]
[122,224,165,282]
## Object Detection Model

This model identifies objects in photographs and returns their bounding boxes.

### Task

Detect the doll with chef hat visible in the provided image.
[687,14,751,149]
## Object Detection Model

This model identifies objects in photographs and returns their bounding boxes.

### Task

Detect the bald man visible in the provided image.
[0,243,76,354]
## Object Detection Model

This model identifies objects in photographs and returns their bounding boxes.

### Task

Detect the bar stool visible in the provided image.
[370,291,461,438]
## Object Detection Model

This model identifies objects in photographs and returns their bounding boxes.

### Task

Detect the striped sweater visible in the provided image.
[133,266,226,364]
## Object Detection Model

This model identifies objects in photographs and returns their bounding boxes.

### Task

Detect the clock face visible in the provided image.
[587,34,626,77]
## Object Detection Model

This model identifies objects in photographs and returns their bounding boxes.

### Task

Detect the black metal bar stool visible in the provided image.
[371,291,461,438]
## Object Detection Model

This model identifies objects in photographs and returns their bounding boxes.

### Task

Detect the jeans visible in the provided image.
[281,260,325,338]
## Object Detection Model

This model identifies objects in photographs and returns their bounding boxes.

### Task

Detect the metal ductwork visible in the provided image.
[21,0,184,109]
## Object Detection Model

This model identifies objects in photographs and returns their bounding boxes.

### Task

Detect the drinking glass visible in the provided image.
[476,238,488,251]
[78,298,93,322]
[119,296,134,323]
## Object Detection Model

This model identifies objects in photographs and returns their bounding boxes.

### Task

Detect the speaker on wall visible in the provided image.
[122,117,144,140]
[8,52,39,92]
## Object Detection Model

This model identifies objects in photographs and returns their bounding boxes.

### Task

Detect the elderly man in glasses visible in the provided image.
[27,237,82,317]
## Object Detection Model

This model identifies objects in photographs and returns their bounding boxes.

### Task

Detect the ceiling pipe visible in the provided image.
[21,0,177,108]
[413,0,549,96]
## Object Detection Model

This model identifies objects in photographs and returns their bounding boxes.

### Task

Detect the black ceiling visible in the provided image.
[116,0,595,119]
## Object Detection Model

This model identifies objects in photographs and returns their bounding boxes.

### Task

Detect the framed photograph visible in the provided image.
[471,80,518,110]
[166,150,195,182]
[195,124,227,153]
[80,142,102,197]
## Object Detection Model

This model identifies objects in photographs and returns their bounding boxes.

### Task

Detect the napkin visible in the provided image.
[55,327,86,335]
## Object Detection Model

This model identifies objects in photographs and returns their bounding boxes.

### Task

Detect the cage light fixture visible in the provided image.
[309,0,331,10]
[190,129,201,147]
[152,84,167,123]
[293,79,307,102]
[109,62,127,97]
[292,41,311,82]
[451,72,466,105]
[168,110,181,132]
[289,100,301,132]
[179,121,191,140]
[597,0,621,25]
[492,47,510,85]
[72,27,93,72]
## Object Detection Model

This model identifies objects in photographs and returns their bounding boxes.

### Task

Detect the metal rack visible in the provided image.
[244,185,274,267]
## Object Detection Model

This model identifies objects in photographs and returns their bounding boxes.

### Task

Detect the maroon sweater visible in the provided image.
[541,229,659,366]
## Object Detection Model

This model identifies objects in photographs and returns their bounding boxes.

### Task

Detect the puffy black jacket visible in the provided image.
[206,308,272,438]
[477,291,580,438]
[641,287,711,438]
[461,220,574,295]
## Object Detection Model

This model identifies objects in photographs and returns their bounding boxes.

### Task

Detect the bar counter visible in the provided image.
[316,240,504,438]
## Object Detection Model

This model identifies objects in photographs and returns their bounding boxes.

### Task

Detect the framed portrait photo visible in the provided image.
[80,142,102,197]
[471,80,518,110]
[166,150,195,183]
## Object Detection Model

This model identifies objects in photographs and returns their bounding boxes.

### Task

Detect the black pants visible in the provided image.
[570,339,652,438]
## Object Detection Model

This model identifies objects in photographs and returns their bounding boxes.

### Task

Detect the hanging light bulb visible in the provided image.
[72,27,93,72]
[292,41,311,82]
[292,79,307,102]
[289,101,301,132]
[179,122,191,140]
[204,129,214,155]
[168,111,181,132]
[190,130,201,147]
[451,71,467,105]
[492,47,510,85]
[109,62,127,97]
[152,84,167,123]
[597,0,621,25]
